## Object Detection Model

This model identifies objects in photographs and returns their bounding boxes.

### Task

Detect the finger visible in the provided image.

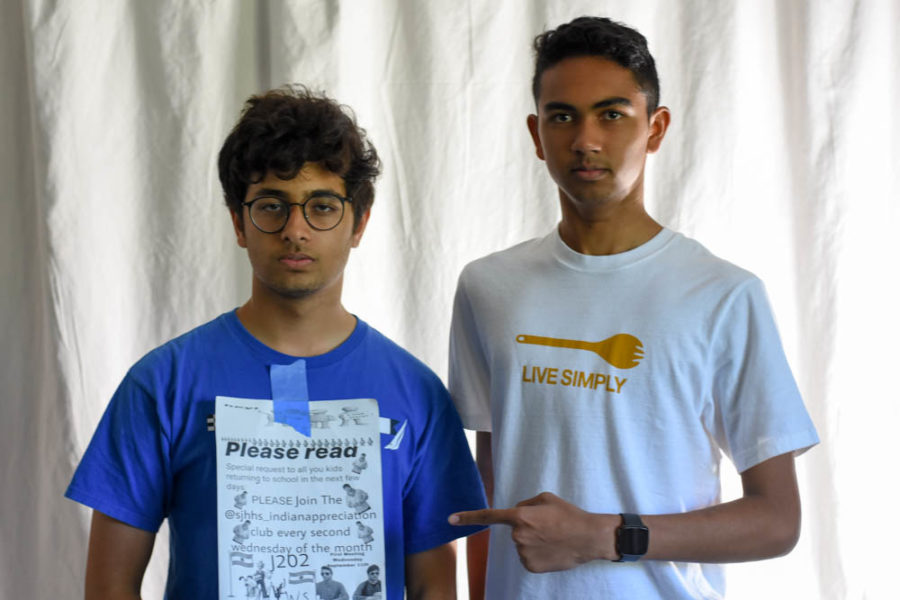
[448,508,518,527]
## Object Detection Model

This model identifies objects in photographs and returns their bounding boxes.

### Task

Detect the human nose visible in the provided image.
[570,119,602,154]
[280,203,312,241]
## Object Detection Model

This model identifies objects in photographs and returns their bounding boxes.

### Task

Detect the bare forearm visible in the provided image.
[467,431,492,599]
[405,542,457,600]
[466,529,489,600]
[592,453,801,563]
[652,452,800,562]
[450,452,802,572]
[585,493,800,564]
[645,494,799,562]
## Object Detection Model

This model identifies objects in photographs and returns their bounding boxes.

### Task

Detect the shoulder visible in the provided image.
[358,324,445,390]
[460,236,545,280]
[661,231,763,298]
[354,323,462,427]
[455,235,550,309]
[667,232,756,279]
[659,234,786,341]
[141,312,234,361]
[125,312,236,388]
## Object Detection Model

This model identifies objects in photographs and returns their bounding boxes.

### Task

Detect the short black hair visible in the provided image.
[367,564,379,574]
[532,16,660,116]
[218,85,381,229]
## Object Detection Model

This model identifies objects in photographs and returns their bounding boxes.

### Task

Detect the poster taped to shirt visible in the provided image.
[215,396,385,600]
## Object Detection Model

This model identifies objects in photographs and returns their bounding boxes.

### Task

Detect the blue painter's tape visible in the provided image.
[270,360,311,436]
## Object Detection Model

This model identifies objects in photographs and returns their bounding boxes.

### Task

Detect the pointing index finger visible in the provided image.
[449,508,518,527]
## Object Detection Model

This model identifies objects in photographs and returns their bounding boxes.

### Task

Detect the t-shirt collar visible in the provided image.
[549,225,676,272]
[224,310,368,367]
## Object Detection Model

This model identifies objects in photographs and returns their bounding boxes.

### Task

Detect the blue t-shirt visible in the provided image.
[66,312,486,599]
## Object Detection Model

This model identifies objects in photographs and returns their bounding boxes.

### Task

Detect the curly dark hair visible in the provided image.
[218,85,381,229]
[532,17,660,116]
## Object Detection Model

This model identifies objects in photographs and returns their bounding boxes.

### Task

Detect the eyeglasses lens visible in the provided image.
[305,196,344,230]
[249,196,345,232]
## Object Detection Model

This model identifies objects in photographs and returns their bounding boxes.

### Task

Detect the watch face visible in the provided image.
[619,527,649,555]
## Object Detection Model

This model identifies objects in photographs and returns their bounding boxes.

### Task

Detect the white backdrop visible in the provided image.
[2,0,899,598]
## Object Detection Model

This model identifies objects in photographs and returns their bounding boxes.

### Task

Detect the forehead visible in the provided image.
[537,56,646,112]
[246,162,346,197]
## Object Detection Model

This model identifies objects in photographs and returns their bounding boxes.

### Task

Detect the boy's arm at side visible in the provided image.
[466,431,492,600]
[85,510,156,600]
[405,541,457,600]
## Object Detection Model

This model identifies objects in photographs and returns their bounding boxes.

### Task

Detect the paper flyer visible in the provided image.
[216,396,385,600]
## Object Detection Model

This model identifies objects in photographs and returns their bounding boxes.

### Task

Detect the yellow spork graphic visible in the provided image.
[515,333,645,369]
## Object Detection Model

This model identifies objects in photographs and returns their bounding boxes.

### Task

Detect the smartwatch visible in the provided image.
[614,513,649,562]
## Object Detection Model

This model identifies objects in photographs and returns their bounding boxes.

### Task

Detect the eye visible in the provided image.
[255,198,286,213]
[604,110,624,120]
[307,195,342,214]
[549,113,573,123]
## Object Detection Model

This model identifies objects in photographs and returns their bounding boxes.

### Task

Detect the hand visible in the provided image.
[449,492,616,572]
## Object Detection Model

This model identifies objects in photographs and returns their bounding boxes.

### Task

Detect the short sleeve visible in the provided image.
[710,279,819,472]
[402,393,487,554]
[448,269,492,431]
[65,372,171,531]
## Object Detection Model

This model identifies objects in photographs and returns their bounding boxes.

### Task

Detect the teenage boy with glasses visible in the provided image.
[66,86,486,600]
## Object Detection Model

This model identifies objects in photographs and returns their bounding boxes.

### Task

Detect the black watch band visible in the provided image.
[614,512,649,562]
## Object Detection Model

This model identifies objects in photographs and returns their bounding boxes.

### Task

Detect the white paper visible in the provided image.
[216,397,385,600]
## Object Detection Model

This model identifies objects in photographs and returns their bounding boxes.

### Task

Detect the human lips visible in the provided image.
[571,163,611,181]
[279,252,314,268]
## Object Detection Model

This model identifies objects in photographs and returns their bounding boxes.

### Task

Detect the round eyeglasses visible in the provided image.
[242,192,353,233]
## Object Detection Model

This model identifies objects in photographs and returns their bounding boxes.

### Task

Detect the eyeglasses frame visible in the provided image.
[241,192,354,233]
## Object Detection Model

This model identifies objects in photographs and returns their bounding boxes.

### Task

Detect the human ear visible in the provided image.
[231,210,247,248]
[350,208,371,248]
[646,106,671,154]
[526,114,545,160]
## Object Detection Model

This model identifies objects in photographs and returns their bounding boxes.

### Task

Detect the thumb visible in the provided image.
[515,491,558,507]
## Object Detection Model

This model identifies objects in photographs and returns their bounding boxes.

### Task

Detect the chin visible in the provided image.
[262,279,320,299]
[280,284,320,299]
[563,192,617,211]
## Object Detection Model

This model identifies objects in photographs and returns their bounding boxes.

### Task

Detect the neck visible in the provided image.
[236,279,356,357]
[557,189,661,256]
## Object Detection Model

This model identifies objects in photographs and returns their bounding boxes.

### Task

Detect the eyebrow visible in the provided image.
[543,97,633,112]
[250,188,342,199]
[251,188,289,198]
